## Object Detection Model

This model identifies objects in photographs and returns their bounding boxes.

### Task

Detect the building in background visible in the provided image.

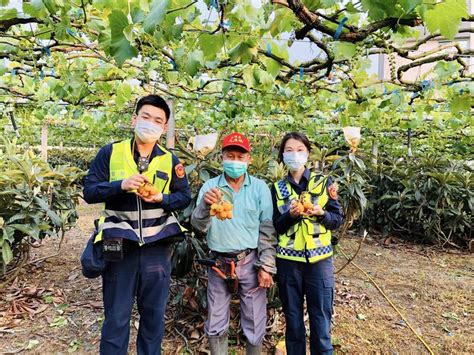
[377,0,474,81]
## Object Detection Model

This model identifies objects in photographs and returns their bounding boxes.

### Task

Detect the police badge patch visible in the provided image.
[175,163,185,178]
[328,183,338,200]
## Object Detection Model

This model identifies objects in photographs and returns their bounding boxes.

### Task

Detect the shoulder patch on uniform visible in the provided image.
[328,183,338,200]
[175,163,185,178]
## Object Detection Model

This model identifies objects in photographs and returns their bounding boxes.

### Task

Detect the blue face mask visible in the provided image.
[223,160,248,179]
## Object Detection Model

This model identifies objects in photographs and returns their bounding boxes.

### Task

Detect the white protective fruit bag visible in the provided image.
[190,133,218,158]
[342,126,361,152]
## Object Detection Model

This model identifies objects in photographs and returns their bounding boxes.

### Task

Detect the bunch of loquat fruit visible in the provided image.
[137,183,159,198]
[293,191,314,214]
[209,188,233,220]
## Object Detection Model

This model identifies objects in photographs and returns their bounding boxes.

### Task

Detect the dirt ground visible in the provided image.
[0,202,472,354]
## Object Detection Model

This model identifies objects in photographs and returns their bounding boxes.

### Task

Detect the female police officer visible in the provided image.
[271,132,343,355]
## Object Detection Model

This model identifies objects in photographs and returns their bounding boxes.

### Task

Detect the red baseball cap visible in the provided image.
[222,132,251,152]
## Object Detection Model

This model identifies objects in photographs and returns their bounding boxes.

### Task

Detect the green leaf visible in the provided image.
[2,225,14,243]
[131,7,146,23]
[7,213,29,224]
[390,92,402,106]
[321,0,337,7]
[254,68,274,89]
[264,57,282,77]
[449,93,471,115]
[143,0,170,34]
[242,65,258,88]
[42,0,57,14]
[108,10,138,66]
[47,209,63,227]
[123,23,134,42]
[361,0,392,20]
[442,312,460,321]
[33,197,63,227]
[25,339,40,350]
[23,0,46,17]
[229,40,257,65]
[49,316,68,328]
[0,8,17,20]
[115,82,132,107]
[199,169,210,182]
[68,340,80,353]
[434,61,460,78]
[241,65,275,90]
[168,23,184,40]
[1,242,13,265]
[269,8,296,37]
[353,68,369,86]
[10,223,38,237]
[424,0,467,39]
[31,0,45,11]
[184,163,197,175]
[198,33,223,60]
[43,295,54,303]
[332,42,357,61]
[398,0,422,13]
[184,50,204,76]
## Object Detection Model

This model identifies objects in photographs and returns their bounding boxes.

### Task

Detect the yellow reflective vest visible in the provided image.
[274,173,333,263]
[94,139,186,245]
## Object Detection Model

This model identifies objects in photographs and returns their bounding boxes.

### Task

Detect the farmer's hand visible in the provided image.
[258,269,273,289]
[203,188,222,205]
[121,174,149,191]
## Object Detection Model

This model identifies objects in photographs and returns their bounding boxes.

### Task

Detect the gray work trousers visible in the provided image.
[205,250,267,346]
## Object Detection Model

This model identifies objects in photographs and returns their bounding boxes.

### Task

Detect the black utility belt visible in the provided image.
[212,248,254,261]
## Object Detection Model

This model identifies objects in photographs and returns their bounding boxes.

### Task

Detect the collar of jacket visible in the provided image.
[286,167,310,186]
[217,172,251,188]
[130,137,166,161]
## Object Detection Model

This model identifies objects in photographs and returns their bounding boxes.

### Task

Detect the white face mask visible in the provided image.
[134,119,164,143]
[283,151,308,171]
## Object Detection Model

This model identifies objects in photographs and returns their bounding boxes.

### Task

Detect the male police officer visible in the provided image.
[83,94,191,354]
[191,133,276,355]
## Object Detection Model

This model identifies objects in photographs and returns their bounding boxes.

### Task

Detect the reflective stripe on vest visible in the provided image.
[274,173,333,263]
[98,214,181,238]
[277,244,333,260]
[94,139,186,244]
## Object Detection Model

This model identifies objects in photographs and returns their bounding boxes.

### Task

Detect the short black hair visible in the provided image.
[135,94,171,122]
[278,132,312,163]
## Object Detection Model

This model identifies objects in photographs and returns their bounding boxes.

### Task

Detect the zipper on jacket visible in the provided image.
[136,195,144,245]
